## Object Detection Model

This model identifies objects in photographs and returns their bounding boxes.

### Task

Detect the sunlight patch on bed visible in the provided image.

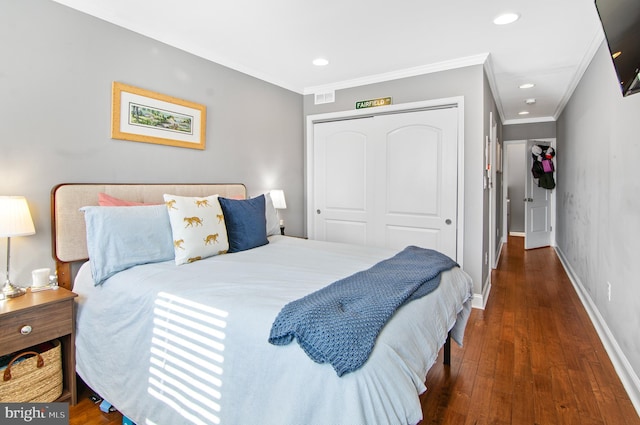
[148,292,228,425]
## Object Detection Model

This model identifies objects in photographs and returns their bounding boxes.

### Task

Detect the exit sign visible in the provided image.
[355,97,392,109]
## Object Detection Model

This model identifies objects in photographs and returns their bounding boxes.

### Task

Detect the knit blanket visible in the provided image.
[268,246,458,376]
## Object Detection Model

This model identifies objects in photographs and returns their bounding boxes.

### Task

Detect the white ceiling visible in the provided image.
[52,0,606,124]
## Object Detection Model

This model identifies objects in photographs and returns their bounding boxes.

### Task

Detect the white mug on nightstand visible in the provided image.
[32,268,51,287]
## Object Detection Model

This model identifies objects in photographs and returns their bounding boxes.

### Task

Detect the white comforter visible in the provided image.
[74,236,473,425]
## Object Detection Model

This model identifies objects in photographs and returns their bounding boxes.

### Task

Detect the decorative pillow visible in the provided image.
[264,192,280,236]
[163,194,229,265]
[219,195,269,252]
[98,192,151,206]
[80,205,174,285]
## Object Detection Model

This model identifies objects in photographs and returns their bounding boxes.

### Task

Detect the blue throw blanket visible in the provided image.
[268,246,458,376]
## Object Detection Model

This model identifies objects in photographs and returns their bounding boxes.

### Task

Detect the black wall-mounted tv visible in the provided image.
[594,0,640,96]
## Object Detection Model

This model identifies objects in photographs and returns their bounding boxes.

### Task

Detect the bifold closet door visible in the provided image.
[312,107,458,260]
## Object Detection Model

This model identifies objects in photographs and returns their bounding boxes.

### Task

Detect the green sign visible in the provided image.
[355,97,392,109]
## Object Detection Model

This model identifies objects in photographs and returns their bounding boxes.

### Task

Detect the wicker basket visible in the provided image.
[0,339,63,403]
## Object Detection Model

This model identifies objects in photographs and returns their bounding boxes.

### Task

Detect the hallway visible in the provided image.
[419,236,639,424]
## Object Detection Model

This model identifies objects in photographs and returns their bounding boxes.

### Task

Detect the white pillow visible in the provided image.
[264,192,280,236]
[163,194,229,265]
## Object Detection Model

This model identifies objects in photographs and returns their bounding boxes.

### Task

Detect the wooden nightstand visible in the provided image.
[0,287,77,405]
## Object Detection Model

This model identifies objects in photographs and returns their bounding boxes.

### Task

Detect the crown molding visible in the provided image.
[303,53,490,95]
[553,29,605,120]
[482,54,506,123]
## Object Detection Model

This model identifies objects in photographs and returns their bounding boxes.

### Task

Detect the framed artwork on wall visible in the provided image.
[111,82,206,150]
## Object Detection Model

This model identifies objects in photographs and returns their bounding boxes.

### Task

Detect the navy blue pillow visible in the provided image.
[219,195,269,253]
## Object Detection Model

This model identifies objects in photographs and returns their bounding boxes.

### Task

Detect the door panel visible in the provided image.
[314,119,374,242]
[325,220,367,245]
[325,132,367,211]
[386,126,439,215]
[312,108,458,260]
[525,139,552,249]
[530,204,549,232]
[377,109,458,259]
[386,225,439,252]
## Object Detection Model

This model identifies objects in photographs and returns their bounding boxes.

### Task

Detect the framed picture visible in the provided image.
[111,82,206,150]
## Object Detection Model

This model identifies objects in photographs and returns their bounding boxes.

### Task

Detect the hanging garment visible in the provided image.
[531,144,556,189]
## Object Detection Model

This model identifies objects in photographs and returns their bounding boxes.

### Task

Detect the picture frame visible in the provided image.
[111,82,206,150]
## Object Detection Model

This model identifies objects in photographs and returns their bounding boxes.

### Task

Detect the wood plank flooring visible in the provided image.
[69,236,640,424]
[418,236,639,425]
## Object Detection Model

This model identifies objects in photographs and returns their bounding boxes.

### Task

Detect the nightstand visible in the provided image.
[0,287,77,405]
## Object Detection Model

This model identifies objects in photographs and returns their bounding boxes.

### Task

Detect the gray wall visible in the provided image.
[303,65,492,297]
[0,0,303,286]
[503,121,556,140]
[505,143,526,233]
[484,72,504,272]
[557,42,640,391]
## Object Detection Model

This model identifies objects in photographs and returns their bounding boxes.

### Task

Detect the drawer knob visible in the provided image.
[20,325,32,335]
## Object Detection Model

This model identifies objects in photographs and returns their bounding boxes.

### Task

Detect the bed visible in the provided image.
[51,183,474,425]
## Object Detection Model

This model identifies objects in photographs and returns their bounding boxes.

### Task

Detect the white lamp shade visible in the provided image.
[0,196,36,237]
[270,190,287,209]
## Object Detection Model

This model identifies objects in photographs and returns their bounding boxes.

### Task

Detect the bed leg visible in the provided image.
[443,331,451,365]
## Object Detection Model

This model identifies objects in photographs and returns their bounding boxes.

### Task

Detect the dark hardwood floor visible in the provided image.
[69,236,640,424]
[419,236,639,425]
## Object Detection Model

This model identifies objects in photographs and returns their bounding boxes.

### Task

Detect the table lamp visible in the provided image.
[0,196,36,299]
[269,190,287,235]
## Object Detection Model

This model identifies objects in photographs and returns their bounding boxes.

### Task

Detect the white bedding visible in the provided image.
[74,236,473,425]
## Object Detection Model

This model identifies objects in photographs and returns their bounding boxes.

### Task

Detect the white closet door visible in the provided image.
[312,117,375,246]
[312,107,458,260]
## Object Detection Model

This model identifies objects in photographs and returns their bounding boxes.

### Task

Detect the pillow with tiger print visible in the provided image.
[163,194,229,265]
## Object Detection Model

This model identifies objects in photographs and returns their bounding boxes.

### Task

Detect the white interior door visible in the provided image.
[312,118,375,246]
[525,139,553,249]
[312,107,458,260]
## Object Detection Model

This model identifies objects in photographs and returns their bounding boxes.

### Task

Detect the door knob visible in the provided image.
[316,209,321,214]
[445,219,452,225]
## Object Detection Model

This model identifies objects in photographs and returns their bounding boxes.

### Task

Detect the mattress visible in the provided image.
[73,235,473,425]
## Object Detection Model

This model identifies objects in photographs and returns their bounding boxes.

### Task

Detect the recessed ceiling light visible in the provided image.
[518,111,530,115]
[525,98,536,105]
[312,58,329,66]
[519,83,535,89]
[493,13,520,25]
[612,51,622,59]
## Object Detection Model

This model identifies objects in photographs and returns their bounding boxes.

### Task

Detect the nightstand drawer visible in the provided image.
[0,299,73,355]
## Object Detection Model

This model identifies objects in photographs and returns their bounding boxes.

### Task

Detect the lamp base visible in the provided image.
[2,280,26,298]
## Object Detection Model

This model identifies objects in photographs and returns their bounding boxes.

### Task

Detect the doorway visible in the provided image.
[502,139,556,249]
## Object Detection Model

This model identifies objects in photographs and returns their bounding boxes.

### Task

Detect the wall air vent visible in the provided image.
[314,91,335,105]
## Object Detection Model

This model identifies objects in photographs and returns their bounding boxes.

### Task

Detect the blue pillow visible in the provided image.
[219,195,269,253]
[80,205,174,285]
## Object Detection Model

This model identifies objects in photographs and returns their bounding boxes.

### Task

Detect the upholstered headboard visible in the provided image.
[51,183,246,289]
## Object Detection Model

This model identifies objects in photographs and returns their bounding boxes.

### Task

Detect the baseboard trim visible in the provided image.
[509,231,525,237]
[555,246,640,417]
[472,275,492,310]
[494,239,504,269]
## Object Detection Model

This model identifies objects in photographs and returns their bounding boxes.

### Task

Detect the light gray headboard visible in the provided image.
[51,183,246,289]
